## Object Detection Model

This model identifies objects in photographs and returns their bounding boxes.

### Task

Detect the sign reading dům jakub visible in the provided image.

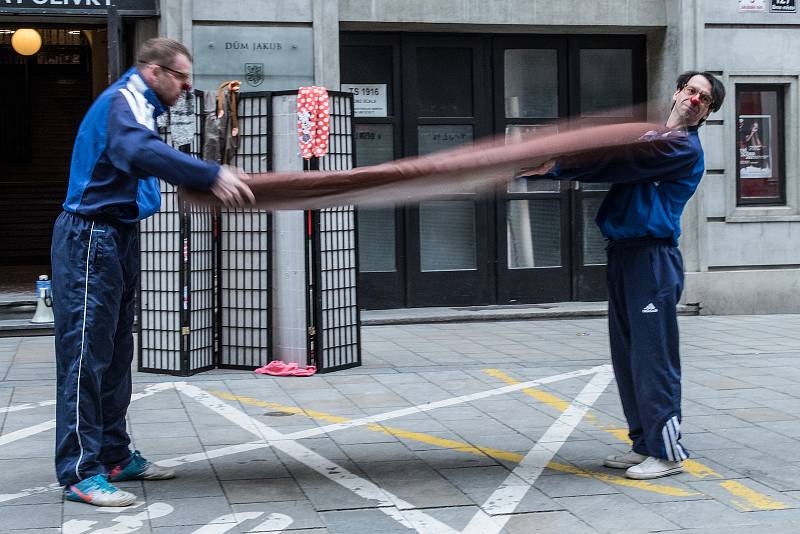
[771,0,796,12]
[0,0,157,15]
[192,26,313,92]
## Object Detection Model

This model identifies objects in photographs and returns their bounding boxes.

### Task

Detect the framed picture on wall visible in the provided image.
[738,114,772,179]
[735,85,785,205]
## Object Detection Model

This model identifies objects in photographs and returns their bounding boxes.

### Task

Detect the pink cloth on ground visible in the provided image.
[254,360,317,377]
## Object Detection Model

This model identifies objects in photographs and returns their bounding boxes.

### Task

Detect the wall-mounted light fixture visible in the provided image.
[11,28,42,56]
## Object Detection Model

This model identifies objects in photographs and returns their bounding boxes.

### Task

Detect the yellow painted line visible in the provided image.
[719,480,787,511]
[212,391,697,497]
[482,369,789,511]
[485,370,575,413]
[683,460,722,480]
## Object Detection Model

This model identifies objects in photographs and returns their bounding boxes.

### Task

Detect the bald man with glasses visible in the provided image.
[534,71,726,480]
[51,38,254,507]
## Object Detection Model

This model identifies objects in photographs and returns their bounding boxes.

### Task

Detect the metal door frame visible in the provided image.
[401,33,495,307]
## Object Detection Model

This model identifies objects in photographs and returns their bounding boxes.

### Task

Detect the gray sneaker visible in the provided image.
[625,456,683,480]
[603,450,648,469]
[107,450,175,482]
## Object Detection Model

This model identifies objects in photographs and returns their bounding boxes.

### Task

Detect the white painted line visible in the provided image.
[61,518,97,534]
[252,365,607,442]
[91,502,174,534]
[159,367,603,468]
[0,399,57,414]
[0,419,55,447]
[61,502,173,534]
[0,482,61,504]
[4,367,604,507]
[158,441,267,468]
[97,501,148,512]
[0,382,176,448]
[245,513,294,533]
[191,511,264,534]
[176,383,461,534]
[461,368,614,534]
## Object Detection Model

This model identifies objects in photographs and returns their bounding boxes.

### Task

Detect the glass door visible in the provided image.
[341,34,404,309]
[569,36,647,300]
[403,35,494,307]
[494,39,572,303]
[494,35,646,303]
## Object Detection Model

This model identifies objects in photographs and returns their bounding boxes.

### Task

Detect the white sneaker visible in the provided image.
[603,450,648,469]
[625,456,683,480]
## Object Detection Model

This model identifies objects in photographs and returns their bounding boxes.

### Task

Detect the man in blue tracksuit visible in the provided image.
[540,71,725,479]
[52,38,254,507]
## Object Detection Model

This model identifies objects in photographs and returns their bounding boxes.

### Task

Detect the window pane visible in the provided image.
[579,49,633,118]
[340,45,393,111]
[582,197,607,265]
[737,86,784,204]
[507,199,561,268]
[417,47,472,117]
[355,124,394,167]
[504,49,558,118]
[418,125,473,156]
[357,208,396,272]
[506,124,560,192]
[420,200,476,271]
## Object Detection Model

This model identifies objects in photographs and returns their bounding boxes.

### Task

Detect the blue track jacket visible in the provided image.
[63,67,219,224]
[549,126,704,244]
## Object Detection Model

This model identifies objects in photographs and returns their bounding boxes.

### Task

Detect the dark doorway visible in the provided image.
[494,35,647,303]
[342,33,646,309]
[402,35,494,307]
[0,25,117,293]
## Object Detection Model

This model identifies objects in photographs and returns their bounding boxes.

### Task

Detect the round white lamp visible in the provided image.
[11,29,42,56]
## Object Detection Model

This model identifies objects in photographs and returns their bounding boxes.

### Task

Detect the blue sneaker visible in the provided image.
[107,450,175,482]
[64,474,137,507]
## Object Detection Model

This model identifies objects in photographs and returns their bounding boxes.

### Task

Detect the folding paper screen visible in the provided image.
[138,89,359,375]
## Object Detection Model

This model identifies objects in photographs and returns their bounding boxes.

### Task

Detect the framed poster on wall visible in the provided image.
[738,115,772,179]
[736,85,785,205]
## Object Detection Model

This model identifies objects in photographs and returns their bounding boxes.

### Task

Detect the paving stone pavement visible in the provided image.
[3,315,800,533]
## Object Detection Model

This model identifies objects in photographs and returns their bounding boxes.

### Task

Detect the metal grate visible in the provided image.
[310,92,361,372]
[138,91,216,375]
[218,92,272,369]
[138,181,183,374]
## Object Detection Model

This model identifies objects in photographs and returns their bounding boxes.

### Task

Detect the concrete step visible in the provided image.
[361,301,700,326]
[0,299,701,337]
[0,299,52,337]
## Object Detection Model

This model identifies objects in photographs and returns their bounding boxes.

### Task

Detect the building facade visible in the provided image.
[1,0,798,314]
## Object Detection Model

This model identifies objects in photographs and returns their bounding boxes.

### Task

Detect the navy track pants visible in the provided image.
[51,211,139,486]
[606,238,688,462]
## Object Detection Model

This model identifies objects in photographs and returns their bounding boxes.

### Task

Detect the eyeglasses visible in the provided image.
[681,85,713,107]
[154,63,191,84]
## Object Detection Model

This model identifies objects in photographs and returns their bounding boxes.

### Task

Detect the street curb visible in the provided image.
[362,304,700,326]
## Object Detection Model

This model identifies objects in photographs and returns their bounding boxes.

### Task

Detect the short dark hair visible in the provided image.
[676,71,725,113]
[136,37,192,69]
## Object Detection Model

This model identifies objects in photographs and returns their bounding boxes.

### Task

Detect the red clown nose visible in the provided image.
[690,94,701,106]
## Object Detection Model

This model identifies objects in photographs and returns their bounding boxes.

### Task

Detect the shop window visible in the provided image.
[736,85,786,205]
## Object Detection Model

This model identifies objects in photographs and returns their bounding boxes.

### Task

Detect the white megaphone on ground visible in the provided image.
[31,274,54,324]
